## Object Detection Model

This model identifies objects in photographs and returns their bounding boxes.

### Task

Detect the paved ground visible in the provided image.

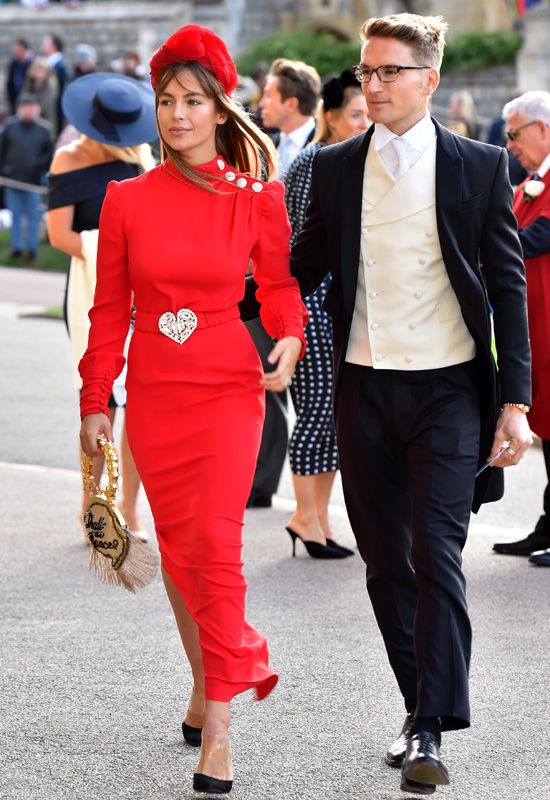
[1,266,549,800]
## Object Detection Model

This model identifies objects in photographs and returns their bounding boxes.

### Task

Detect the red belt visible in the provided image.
[134,306,239,344]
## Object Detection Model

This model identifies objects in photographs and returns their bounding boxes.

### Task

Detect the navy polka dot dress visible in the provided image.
[284,144,338,476]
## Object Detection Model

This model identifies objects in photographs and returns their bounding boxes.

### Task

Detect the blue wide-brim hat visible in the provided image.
[62,72,157,146]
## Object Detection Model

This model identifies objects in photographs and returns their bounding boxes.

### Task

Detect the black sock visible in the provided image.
[410,716,441,744]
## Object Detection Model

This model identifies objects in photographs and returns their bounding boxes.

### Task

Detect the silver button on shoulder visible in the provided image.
[251,181,263,192]
[236,177,248,189]
[225,171,236,182]
[217,159,225,171]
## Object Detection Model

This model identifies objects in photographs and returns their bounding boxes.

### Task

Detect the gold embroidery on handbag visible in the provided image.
[81,434,158,592]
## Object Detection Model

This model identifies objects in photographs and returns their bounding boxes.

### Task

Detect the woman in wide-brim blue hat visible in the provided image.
[47,73,158,546]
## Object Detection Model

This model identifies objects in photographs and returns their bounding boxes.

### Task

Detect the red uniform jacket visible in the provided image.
[513,177,550,439]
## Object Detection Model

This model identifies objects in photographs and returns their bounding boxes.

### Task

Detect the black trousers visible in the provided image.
[246,318,288,499]
[534,439,550,536]
[336,361,480,731]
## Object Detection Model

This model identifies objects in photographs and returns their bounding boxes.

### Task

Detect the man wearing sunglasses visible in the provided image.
[493,91,550,565]
[240,13,532,795]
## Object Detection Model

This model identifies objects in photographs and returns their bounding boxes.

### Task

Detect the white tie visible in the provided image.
[392,137,409,181]
[277,135,292,179]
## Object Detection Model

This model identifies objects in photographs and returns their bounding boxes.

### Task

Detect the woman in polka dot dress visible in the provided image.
[284,70,371,558]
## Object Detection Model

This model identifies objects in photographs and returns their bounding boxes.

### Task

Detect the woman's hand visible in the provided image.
[262,336,303,393]
[80,413,113,457]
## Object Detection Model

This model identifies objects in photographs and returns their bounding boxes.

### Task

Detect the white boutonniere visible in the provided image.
[521,179,545,202]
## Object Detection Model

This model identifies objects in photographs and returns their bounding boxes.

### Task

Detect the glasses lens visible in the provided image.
[380,66,399,82]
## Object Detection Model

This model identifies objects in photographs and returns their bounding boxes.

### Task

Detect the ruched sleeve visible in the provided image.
[78,181,132,418]
[250,180,308,355]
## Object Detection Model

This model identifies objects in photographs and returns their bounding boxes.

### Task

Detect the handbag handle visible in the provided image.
[81,433,119,506]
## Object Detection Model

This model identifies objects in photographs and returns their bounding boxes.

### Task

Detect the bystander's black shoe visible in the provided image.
[400,732,449,793]
[10,249,22,259]
[493,530,550,555]
[529,548,550,566]
[25,251,36,261]
[385,712,413,767]
[245,494,272,508]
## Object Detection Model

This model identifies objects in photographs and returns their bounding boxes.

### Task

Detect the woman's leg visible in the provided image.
[117,415,146,537]
[288,473,327,545]
[161,566,205,724]
[197,700,233,781]
[314,470,338,539]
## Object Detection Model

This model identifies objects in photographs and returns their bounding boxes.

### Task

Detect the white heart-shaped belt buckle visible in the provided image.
[158,308,198,344]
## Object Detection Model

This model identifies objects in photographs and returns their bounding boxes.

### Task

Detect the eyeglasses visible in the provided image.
[504,119,539,141]
[352,64,430,84]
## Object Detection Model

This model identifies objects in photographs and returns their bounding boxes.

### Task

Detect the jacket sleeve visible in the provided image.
[480,148,532,404]
[249,180,308,355]
[289,148,331,297]
[78,181,132,417]
[518,216,550,260]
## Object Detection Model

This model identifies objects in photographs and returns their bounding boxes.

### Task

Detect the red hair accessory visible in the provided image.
[149,24,238,95]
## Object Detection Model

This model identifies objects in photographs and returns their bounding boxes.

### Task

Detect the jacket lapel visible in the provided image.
[340,128,373,314]
[434,119,463,271]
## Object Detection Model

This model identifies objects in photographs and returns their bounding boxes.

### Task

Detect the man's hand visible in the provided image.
[488,407,533,468]
[80,413,113,457]
[262,336,303,393]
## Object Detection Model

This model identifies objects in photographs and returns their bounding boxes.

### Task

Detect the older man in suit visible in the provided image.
[241,12,533,795]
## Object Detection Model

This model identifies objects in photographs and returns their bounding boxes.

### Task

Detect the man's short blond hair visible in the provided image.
[360,13,448,71]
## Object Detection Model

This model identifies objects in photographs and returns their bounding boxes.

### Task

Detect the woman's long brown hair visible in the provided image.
[155,62,277,192]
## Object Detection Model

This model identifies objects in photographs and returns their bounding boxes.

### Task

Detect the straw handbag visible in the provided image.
[81,434,158,592]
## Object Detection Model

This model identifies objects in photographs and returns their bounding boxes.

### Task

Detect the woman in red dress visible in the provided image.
[79,25,307,795]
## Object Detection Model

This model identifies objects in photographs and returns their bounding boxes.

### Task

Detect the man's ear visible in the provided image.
[425,67,440,97]
[284,95,299,115]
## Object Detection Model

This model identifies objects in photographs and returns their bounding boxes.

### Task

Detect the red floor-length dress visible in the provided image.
[79,156,308,702]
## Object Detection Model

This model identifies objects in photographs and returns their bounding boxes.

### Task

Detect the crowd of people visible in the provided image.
[0,9,549,798]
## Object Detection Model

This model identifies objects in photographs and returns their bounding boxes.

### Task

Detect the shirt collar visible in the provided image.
[282,117,315,149]
[536,153,550,179]
[47,52,63,67]
[374,113,435,153]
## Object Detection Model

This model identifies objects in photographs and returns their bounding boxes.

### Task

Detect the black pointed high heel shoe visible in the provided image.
[182,720,202,747]
[193,773,233,794]
[325,538,355,556]
[285,527,350,559]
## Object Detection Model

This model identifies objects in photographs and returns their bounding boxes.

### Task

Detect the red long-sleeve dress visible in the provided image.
[79,156,308,702]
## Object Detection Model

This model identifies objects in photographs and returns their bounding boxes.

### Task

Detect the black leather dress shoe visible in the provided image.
[385,713,413,767]
[529,548,550,566]
[493,531,550,555]
[400,732,449,794]
[245,494,272,508]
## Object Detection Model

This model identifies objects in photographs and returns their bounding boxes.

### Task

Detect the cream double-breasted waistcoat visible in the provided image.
[345,138,476,370]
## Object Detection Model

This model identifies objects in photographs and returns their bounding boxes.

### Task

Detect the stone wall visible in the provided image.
[0,2,192,108]
[432,66,517,138]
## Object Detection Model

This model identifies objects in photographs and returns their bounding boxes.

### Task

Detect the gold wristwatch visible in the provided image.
[502,402,531,413]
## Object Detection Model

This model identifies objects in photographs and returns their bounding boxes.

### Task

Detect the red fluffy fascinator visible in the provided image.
[149,24,238,95]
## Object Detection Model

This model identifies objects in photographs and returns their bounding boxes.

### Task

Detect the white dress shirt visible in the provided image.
[375,114,436,180]
[277,117,316,178]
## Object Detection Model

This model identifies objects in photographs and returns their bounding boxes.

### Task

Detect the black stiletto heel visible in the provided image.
[325,537,355,556]
[182,720,202,747]
[285,527,350,559]
[193,773,233,794]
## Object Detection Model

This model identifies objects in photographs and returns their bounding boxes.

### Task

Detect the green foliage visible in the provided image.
[0,228,68,271]
[442,31,523,73]
[236,29,360,78]
[236,28,523,79]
